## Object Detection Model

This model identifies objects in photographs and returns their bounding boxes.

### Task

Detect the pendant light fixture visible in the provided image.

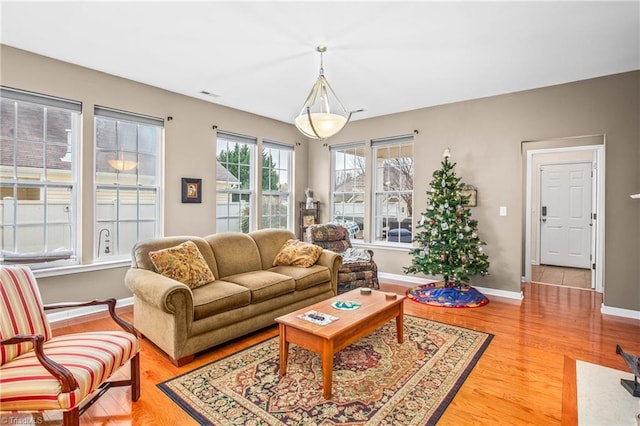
[295,45,351,140]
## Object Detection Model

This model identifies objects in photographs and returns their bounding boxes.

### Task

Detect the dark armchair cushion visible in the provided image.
[306,224,351,252]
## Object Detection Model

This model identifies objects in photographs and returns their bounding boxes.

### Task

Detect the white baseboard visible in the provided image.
[46,297,133,324]
[378,272,524,300]
[474,286,524,301]
[600,303,640,320]
[378,272,437,285]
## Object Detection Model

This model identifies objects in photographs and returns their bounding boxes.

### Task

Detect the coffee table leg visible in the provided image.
[396,304,404,343]
[322,339,334,399]
[279,324,289,376]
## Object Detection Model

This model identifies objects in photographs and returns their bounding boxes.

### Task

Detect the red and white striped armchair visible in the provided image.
[0,265,140,425]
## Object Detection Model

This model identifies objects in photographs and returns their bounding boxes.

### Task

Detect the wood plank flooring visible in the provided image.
[2,281,638,425]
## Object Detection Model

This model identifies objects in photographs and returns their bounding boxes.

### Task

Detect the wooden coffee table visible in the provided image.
[275,288,405,399]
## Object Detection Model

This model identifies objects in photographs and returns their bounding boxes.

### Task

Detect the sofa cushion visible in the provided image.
[191,281,251,321]
[222,271,295,303]
[205,233,262,277]
[149,241,215,289]
[250,229,297,270]
[273,239,323,268]
[132,236,218,277]
[269,264,331,291]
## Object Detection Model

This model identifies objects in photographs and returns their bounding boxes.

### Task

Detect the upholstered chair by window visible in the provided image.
[0,265,140,426]
[306,224,379,294]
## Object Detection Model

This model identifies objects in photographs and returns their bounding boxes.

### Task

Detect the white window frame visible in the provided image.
[0,87,81,267]
[372,135,414,245]
[261,140,293,230]
[330,143,366,241]
[94,106,163,261]
[216,131,257,233]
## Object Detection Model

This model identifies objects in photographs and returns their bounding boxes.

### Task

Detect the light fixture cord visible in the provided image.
[319,51,324,76]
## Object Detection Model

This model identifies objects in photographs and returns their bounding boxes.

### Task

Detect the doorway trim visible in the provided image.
[524,140,605,293]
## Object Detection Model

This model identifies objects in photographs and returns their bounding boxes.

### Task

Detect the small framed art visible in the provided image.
[182,178,202,203]
[303,215,316,226]
[460,185,477,207]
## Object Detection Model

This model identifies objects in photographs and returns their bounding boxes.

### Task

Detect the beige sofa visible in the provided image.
[125,229,341,366]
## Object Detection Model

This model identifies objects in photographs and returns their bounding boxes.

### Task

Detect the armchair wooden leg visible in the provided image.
[63,407,79,426]
[131,353,141,402]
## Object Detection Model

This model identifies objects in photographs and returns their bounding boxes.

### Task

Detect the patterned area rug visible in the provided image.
[406,282,490,308]
[158,315,493,425]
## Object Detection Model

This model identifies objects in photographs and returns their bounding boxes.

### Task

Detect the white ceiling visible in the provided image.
[1,1,638,124]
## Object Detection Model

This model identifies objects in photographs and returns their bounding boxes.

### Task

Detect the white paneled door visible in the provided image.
[539,162,592,269]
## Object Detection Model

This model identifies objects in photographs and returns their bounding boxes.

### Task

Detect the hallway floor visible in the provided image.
[532,265,592,289]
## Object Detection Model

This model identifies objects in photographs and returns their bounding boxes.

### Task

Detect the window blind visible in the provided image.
[1,86,81,112]
[217,130,257,145]
[371,134,414,147]
[94,106,163,127]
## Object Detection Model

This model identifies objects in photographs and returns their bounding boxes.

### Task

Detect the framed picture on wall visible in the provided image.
[182,178,202,203]
[461,185,477,207]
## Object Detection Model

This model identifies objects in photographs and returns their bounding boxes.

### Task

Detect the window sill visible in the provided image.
[33,259,131,278]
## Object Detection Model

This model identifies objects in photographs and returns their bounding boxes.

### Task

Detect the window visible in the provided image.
[261,141,292,230]
[94,107,163,260]
[331,144,366,240]
[216,132,256,233]
[372,135,414,244]
[0,87,81,266]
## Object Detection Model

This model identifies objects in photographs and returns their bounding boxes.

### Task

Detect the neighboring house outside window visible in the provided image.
[261,140,292,230]
[216,131,256,233]
[372,135,414,244]
[0,87,81,267]
[94,106,163,260]
[330,143,366,240]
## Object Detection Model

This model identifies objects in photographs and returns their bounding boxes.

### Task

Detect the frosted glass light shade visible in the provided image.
[295,112,347,140]
[295,72,351,140]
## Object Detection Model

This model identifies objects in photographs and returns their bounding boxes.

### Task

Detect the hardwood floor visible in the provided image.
[3,281,638,425]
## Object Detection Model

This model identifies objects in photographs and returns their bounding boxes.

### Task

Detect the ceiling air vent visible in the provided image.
[199,90,220,98]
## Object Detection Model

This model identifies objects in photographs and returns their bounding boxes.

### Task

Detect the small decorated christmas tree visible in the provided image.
[405,149,489,287]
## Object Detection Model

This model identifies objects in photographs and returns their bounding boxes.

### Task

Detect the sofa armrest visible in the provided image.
[315,250,343,295]
[124,268,194,316]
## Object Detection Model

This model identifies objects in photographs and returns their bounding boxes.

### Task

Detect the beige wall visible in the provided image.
[1,45,638,312]
[310,71,639,311]
[0,45,309,303]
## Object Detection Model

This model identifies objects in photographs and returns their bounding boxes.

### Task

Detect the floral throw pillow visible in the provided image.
[273,239,323,268]
[149,241,215,289]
